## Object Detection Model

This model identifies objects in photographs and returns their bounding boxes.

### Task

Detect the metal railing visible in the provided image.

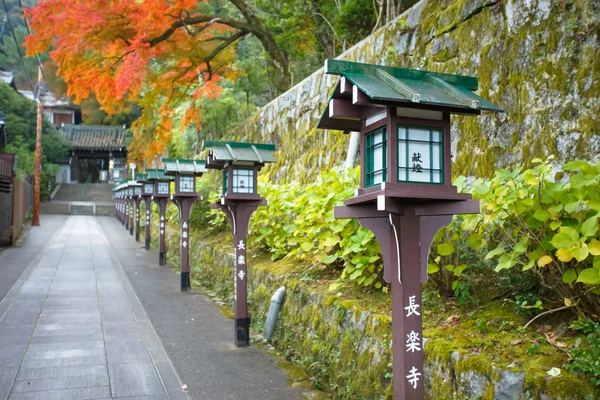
[81,174,92,200]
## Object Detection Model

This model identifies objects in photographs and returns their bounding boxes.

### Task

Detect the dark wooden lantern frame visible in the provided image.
[148,171,173,267]
[163,160,206,292]
[318,60,502,400]
[204,142,275,347]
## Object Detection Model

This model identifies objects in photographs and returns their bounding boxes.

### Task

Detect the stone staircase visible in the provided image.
[41,183,114,216]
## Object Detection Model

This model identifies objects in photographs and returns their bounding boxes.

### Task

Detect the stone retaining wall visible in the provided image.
[140,219,596,400]
[229,0,600,184]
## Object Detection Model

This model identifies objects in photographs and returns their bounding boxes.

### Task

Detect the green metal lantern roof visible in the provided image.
[319,60,502,129]
[203,141,276,164]
[162,159,207,176]
[146,169,175,181]
[136,173,148,183]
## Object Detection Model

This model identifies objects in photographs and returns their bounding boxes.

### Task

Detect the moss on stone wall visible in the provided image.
[139,219,597,399]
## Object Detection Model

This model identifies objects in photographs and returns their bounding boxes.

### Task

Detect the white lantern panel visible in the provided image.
[144,184,153,194]
[134,186,142,195]
[157,182,170,194]
[397,126,443,184]
[373,171,384,185]
[179,176,195,193]
[410,128,430,141]
[432,143,441,170]
[232,169,254,193]
[407,142,431,171]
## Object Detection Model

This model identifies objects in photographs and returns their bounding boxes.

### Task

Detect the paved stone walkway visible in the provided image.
[0,216,185,400]
[0,215,307,400]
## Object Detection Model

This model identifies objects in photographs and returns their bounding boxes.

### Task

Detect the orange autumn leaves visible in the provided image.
[24,0,237,163]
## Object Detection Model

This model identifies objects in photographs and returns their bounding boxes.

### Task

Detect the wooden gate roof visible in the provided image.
[62,125,126,151]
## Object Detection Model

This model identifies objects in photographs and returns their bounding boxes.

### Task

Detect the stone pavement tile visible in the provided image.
[154,362,187,400]
[27,270,56,280]
[36,314,101,326]
[102,322,144,341]
[0,368,18,386]
[105,339,152,363]
[138,327,168,364]
[108,363,165,398]
[26,339,104,353]
[3,297,45,310]
[43,297,99,305]
[0,385,10,400]
[100,309,138,324]
[17,281,51,298]
[41,306,100,315]
[16,364,108,381]
[0,344,28,361]
[11,374,109,393]
[45,290,97,299]
[23,347,105,361]
[7,385,110,400]
[96,281,122,290]
[29,333,103,344]
[0,311,39,327]
[33,324,102,337]
[20,355,107,370]
[0,326,34,345]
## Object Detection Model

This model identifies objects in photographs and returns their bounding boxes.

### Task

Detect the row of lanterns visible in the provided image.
[112,60,502,399]
[112,141,276,347]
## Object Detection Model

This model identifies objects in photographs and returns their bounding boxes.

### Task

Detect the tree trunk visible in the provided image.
[229,0,291,93]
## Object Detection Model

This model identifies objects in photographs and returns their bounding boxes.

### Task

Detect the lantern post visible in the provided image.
[127,183,135,236]
[163,159,207,291]
[203,141,276,347]
[119,185,126,226]
[112,185,119,222]
[317,60,502,399]
[139,172,155,251]
[133,177,143,242]
[151,170,173,266]
[123,183,131,231]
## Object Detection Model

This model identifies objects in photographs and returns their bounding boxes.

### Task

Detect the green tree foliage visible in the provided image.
[0,82,69,196]
[429,157,600,317]
[0,1,47,88]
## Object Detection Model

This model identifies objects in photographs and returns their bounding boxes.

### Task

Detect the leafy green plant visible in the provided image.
[205,167,386,288]
[428,157,600,317]
[566,317,600,386]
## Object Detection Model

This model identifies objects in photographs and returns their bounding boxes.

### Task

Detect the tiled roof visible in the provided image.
[62,124,126,150]
[18,89,77,109]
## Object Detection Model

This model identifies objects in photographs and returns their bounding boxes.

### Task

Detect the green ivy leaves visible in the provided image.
[428,158,600,315]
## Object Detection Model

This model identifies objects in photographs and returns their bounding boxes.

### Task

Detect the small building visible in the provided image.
[0,70,17,90]
[18,83,82,128]
[60,124,128,184]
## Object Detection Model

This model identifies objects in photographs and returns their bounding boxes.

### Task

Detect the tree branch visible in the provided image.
[522,304,572,330]
[204,30,248,64]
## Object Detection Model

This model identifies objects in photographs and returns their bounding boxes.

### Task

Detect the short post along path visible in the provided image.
[0,215,305,400]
